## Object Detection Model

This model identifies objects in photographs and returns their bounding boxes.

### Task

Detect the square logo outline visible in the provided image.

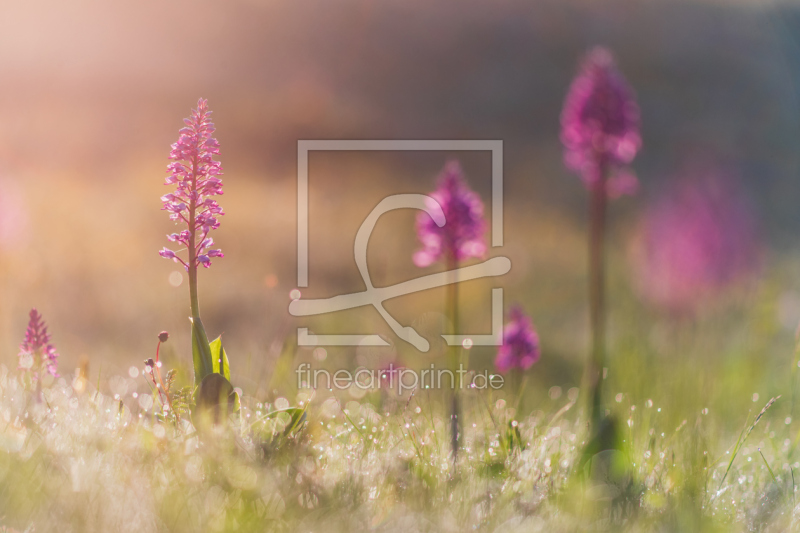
[295,140,504,348]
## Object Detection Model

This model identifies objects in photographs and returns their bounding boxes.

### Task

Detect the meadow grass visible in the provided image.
[0,349,795,533]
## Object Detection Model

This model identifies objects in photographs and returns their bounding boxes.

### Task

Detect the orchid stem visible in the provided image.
[585,166,607,428]
[446,255,460,464]
[188,155,200,319]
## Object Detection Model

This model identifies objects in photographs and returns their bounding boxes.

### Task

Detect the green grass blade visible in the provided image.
[718,396,780,491]
[758,448,778,485]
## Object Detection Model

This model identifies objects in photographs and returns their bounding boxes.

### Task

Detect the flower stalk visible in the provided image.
[415,161,486,463]
[160,98,225,385]
[587,160,608,427]
[446,254,460,463]
[145,331,179,422]
[560,47,641,427]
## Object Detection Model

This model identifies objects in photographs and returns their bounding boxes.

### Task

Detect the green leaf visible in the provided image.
[209,335,239,413]
[190,316,214,386]
[209,335,231,382]
[282,406,308,436]
[193,372,236,429]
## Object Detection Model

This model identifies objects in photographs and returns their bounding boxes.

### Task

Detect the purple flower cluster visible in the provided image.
[632,170,759,313]
[18,308,59,377]
[159,99,224,269]
[414,161,487,267]
[560,47,641,197]
[495,306,540,374]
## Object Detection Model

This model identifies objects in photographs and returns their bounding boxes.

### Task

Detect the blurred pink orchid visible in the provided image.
[561,47,641,197]
[495,306,540,374]
[414,161,487,268]
[18,308,59,378]
[632,170,760,313]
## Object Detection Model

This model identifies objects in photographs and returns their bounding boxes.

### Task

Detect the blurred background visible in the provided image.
[1,0,800,424]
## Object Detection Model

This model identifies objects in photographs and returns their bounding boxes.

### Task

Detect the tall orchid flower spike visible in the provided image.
[160,98,225,272]
[561,47,641,427]
[18,308,59,379]
[160,99,225,386]
[561,47,641,198]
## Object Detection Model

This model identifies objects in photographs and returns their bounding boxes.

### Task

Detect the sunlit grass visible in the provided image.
[0,353,796,532]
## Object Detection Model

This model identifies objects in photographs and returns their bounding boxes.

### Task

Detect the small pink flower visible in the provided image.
[19,308,59,378]
[414,161,487,267]
[159,248,177,260]
[160,99,225,269]
[494,306,540,374]
[561,47,641,196]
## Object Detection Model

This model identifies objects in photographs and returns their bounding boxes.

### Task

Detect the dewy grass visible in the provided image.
[717,395,779,492]
[0,370,796,532]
